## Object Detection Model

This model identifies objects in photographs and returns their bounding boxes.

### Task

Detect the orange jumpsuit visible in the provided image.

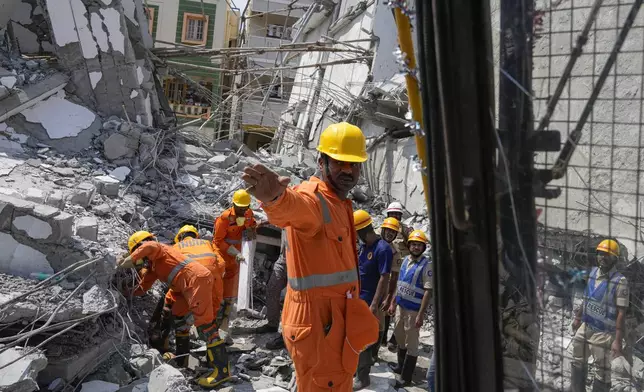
[213,207,257,299]
[261,177,379,392]
[132,241,215,328]
[164,238,225,319]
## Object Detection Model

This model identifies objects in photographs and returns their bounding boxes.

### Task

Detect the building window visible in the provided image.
[182,13,209,45]
[146,7,155,35]
[266,24,292,40]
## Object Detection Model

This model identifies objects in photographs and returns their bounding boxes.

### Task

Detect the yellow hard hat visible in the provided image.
[381,217,401,232]
[128,230,154,253]
[408,230,429,245]
[597,239,620,257]
[354,210,373,230]
[316,122,368,163]
[232,189,251,207]
[174,225,199,244]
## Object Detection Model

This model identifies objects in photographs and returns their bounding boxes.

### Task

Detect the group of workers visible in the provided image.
[116,188,257,389]
[353,208,432,390]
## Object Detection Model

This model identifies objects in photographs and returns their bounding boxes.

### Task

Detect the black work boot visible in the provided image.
[387,334,398,352]
[395,355,418,388]
[381,316,391,346]
[570,363,587,392]
[353,350,372,390]
[174,333,190,368]
[591,379,611,392]
[388,348,407,374]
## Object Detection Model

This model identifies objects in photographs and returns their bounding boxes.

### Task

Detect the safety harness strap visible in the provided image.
[167,259,194,285]
[288,268,358,291]
[187,252,218,259]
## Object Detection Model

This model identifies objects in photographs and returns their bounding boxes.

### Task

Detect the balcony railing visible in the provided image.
[169,102,211,119]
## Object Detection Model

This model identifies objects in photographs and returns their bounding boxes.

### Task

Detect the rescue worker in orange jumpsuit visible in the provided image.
[116,231,231,389]
[213,189,257,340]
[156,225,226,367]
[241,122,380,391]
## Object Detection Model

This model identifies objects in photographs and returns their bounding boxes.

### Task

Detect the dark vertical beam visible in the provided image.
[498,0,539,389]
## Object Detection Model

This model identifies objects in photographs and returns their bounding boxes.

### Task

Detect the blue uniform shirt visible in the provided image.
[358,238,393,305]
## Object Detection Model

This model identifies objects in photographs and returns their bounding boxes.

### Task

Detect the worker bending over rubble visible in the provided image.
[571,239,629,392]
[379,213,408,350]
[116,231,231,388]
[213,189,257,342]
[388,230,432,388]
[241,122,379,391]
[353,209,393,390]
[156,225,225,367]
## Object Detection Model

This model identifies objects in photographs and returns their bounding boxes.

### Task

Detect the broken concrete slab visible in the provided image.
[207,154,238,169]
[109,167,131,181]
[129,349,162,378]
[0,153,23,176]
[45,190,65,209]
[0,136,25,154]
[0,346,47,392]
[147,364,190,392]
[51,167,75,177]
[103,133,138,161]
[94,176,120,197]
[82,285,115,314]
[75,216,98,241]
[0,73,68,123]
[39,337,119,385]
[181,143,210,158]
[21,92,96,140]
[116,378,148,392]
[79,380,119,392]
[69,182,96,207]
[93,203,112,216]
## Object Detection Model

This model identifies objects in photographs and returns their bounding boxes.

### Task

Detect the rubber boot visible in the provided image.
[197,340,232,389]
[570,363,587,392]
[387,334,398,352]
[395,355,418,388]
[388,348,407,374]
[174,333,190,368]
[381,315,391,346]
[591,379,611,392]
[353,350,372,390]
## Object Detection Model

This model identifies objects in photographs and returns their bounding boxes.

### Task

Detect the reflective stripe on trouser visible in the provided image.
[168,259,194,285]
[170,262,215,328]
[393,306,421,356]
[198,319,221,344]
[266,256,288,327]
[281,290,354,392]
[287,268,358,291]
[571,322,614,383]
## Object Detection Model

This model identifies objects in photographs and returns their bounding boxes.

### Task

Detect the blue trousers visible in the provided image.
[427,349,436,392]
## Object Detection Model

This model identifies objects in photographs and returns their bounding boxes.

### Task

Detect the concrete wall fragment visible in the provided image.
[41,0,161,126]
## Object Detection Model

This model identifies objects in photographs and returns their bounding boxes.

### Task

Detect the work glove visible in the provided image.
[116,254,135,269]
[235,253,245,263]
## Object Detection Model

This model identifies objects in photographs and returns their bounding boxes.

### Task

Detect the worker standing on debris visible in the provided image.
[353,209,393,390]
[213,189,257,341]
[241,122,379,392]
[254,230,288,350]
[155,225,225,366]
[388,230,432,388]
[116,231,231,388]
[382,202,411,350]
[571,239,629,392]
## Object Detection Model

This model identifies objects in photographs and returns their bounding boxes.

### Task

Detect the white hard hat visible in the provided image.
[386,202,403,214]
